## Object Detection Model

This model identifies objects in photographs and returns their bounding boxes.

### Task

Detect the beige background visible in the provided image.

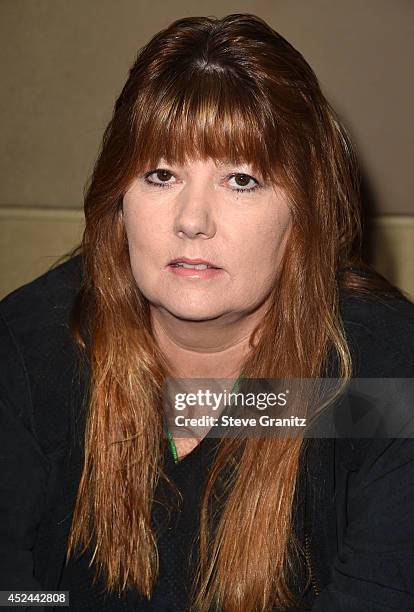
[0,1,413,298]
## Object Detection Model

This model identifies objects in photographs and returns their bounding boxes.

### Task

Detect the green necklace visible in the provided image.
[167,372,244,464]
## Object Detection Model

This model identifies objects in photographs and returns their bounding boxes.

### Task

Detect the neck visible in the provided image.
[150,302,268,379]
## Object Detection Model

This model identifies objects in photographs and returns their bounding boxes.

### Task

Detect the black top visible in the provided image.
[58,431,225,610]
[1,255,414,611]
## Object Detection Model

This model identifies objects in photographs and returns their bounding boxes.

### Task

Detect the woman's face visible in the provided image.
[123,157,292,322]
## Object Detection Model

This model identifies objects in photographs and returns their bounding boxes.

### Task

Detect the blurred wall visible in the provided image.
[1,0,413,298]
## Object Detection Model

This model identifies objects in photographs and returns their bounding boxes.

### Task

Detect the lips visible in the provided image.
[169,257,220,269]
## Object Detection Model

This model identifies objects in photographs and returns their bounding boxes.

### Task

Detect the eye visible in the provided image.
[144,169,176,188]
[227,173,260,193]
[142,168,262,193]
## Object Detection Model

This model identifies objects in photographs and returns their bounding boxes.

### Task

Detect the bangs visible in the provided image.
[132,69,281,183]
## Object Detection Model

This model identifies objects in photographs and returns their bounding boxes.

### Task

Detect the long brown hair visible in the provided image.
[66,13,407,611]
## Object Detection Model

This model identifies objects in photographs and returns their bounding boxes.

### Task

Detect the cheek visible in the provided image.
[123,203,162,255]
[123,209,153,286]
[241,217,291,267]
[240,223,291,295]
[123,200,139,244]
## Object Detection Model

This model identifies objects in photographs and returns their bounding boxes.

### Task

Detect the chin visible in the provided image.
[162,302,223,322]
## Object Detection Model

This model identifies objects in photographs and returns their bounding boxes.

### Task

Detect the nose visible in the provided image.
[173,182,216,240]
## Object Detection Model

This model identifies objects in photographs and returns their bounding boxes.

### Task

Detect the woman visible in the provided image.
[1,12,414,612]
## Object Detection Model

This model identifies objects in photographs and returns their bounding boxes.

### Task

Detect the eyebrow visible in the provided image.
[151,160,267,184]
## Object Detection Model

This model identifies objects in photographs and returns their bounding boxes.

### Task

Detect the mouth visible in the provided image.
[166,257,224,279]
[168,257,221,270]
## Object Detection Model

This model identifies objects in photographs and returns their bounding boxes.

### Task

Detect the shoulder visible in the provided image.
[0,255,84,453]
[338,288,414,377]
[0,257,84,588]
[0,254,82,338]
[0,254,82,374]
[333,288,414,473]
[312,292,414,607]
